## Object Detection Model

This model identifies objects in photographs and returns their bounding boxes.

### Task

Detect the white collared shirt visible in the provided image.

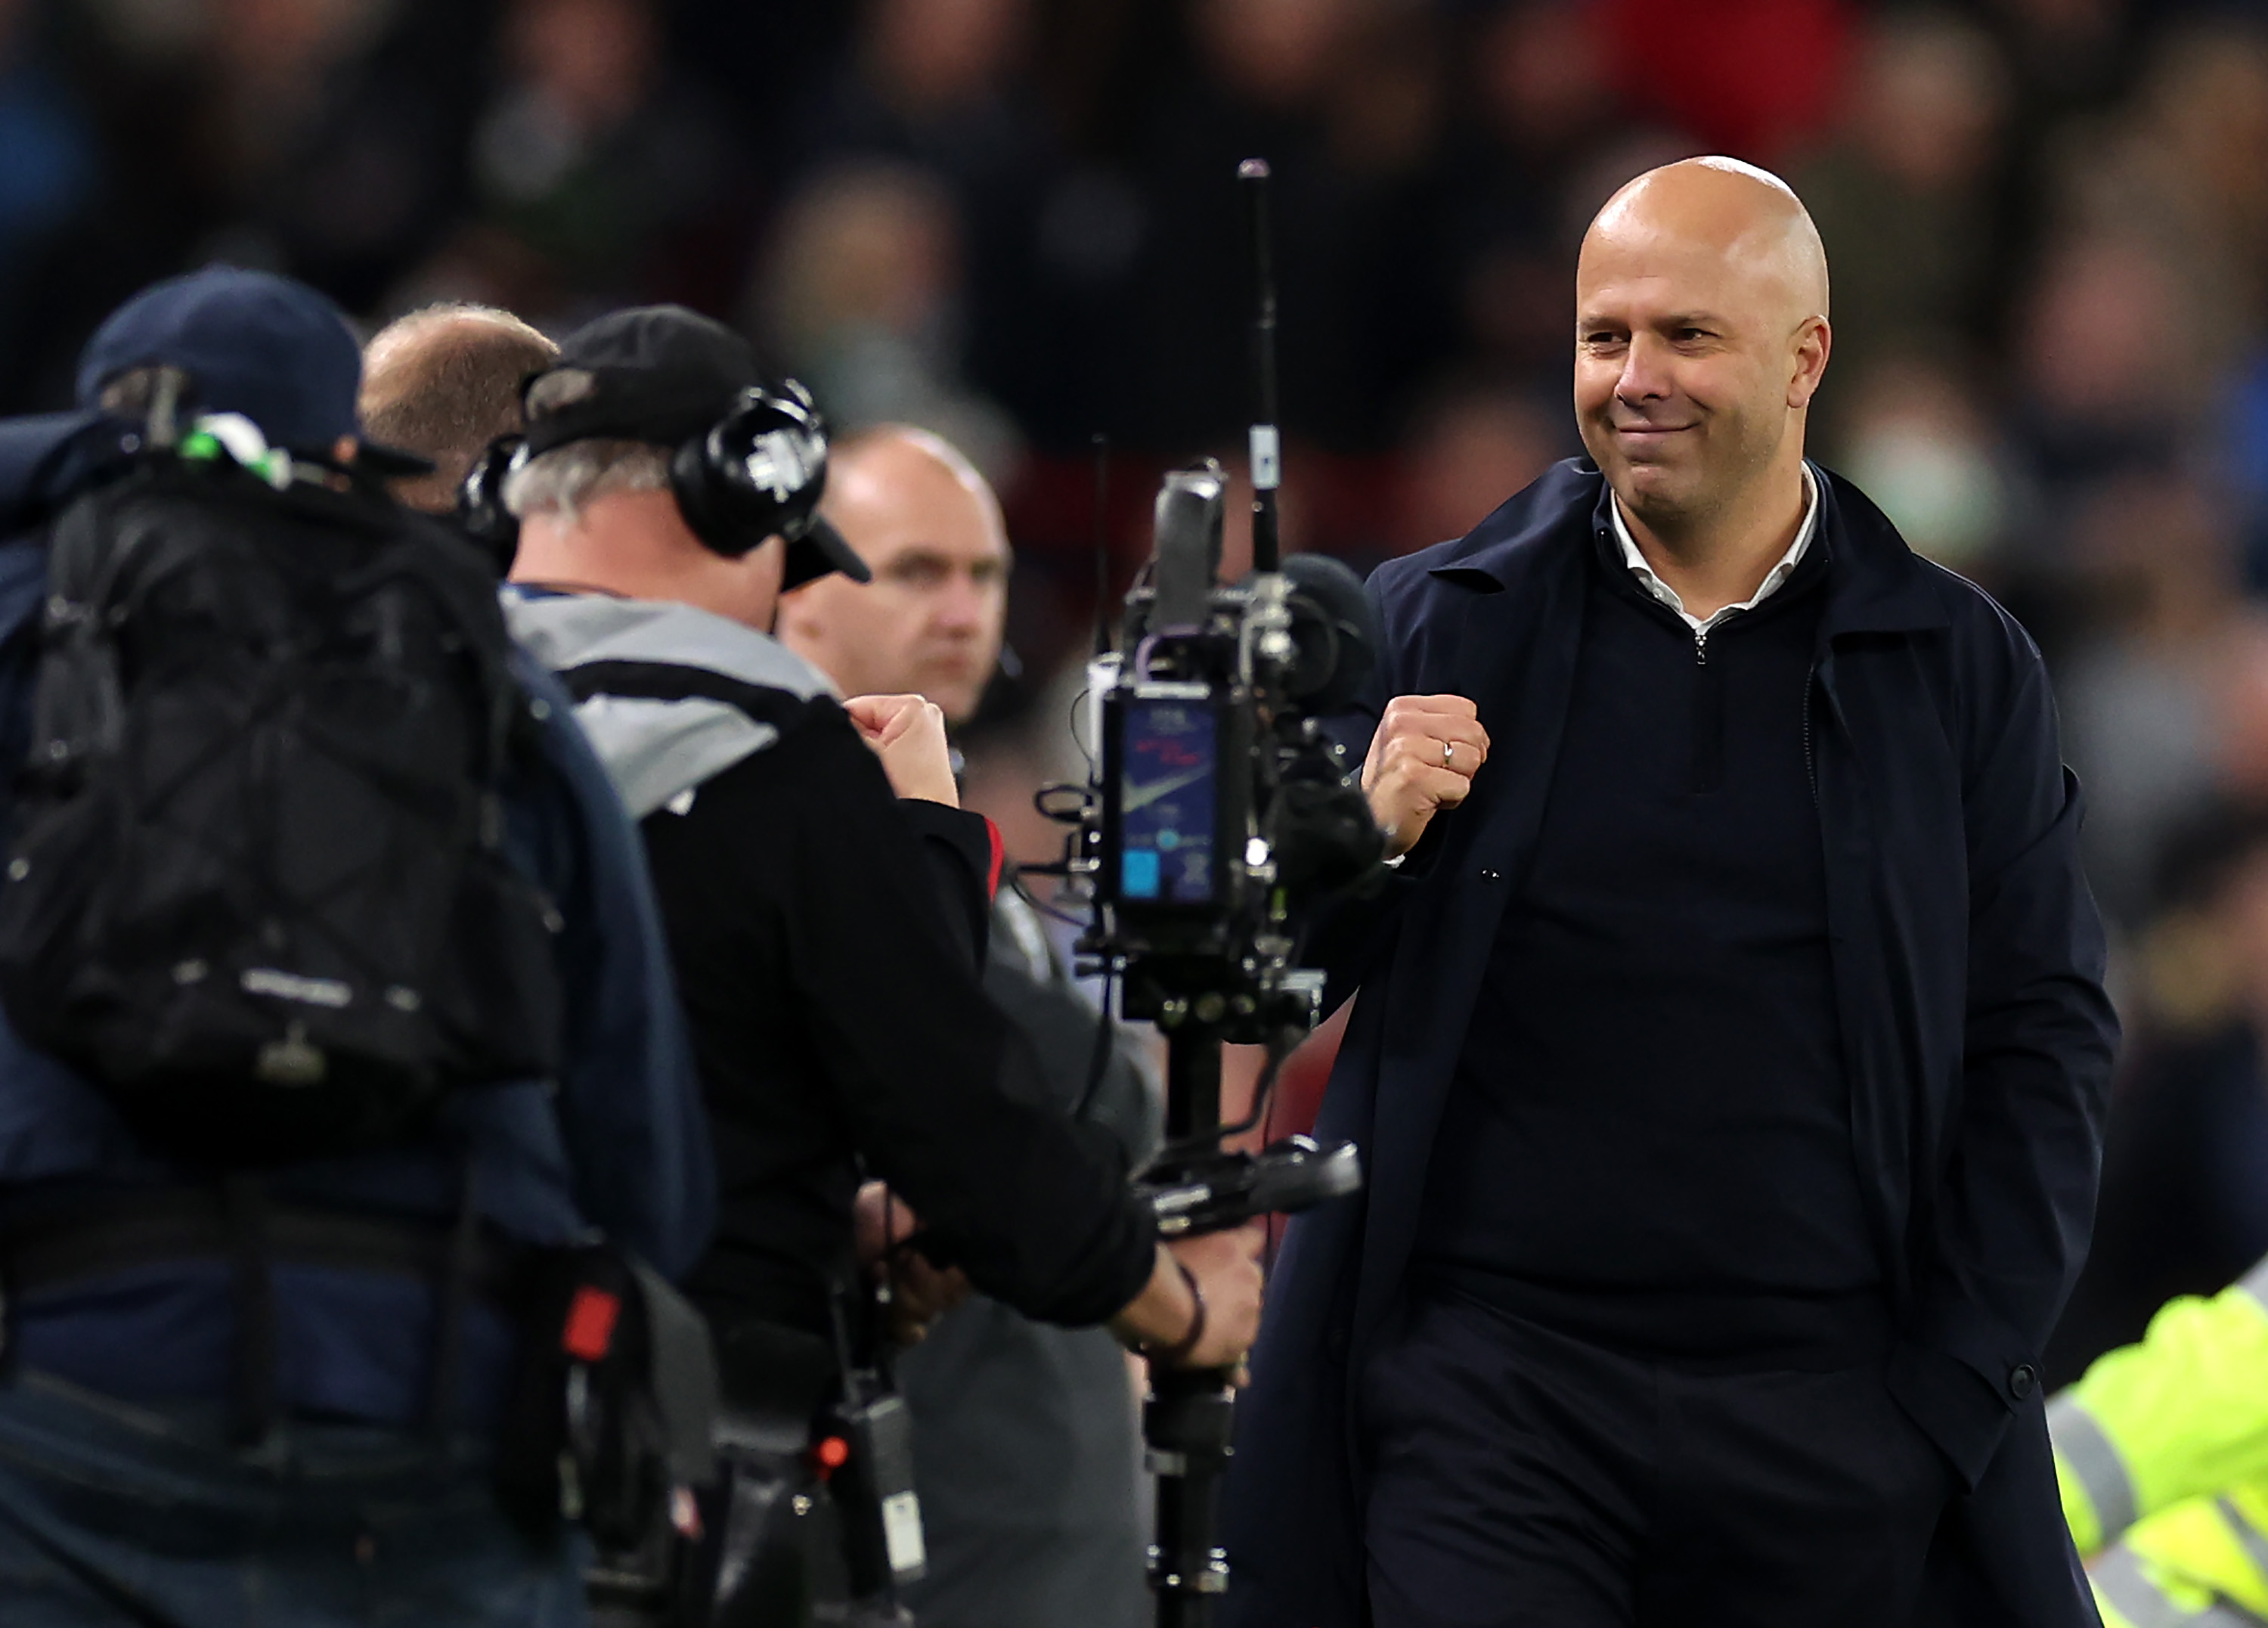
[1610,464,1820,639]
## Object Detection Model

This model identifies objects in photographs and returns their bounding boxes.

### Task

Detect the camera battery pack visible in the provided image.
[829,1390,926,1592]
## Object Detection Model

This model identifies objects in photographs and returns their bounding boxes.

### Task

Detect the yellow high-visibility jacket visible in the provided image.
[2053,1256,2268,1624]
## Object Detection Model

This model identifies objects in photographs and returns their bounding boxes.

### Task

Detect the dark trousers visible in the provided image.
[1359,1286,1955,1628]
[0,1370,586,1628]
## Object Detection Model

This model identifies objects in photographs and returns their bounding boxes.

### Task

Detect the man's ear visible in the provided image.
[1787,316,1832,410]
[774,575,821,642]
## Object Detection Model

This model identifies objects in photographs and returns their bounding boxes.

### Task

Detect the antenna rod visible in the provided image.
[1238,157,1281,574]
[1092,433,1112,656]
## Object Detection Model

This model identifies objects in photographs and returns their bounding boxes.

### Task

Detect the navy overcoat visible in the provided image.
[1222,460,2120,1626]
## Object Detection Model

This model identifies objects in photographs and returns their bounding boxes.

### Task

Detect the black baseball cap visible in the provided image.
[74,266,431,476]
[526,305,869,586]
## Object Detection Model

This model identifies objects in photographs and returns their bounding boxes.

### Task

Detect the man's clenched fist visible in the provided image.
[1363,693,1489,857]
[845,693,959,806]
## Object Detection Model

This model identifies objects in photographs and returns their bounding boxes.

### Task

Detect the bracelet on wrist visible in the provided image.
[1142,1257,1208,1368]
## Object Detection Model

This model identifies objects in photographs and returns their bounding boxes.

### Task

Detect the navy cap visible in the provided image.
[74,266,428,473]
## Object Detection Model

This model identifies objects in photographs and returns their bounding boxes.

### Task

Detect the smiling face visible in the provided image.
[779,427,1010,724]
[1573,158,1832,537]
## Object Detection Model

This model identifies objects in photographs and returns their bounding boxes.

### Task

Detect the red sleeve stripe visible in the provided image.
[985,817,1005,898]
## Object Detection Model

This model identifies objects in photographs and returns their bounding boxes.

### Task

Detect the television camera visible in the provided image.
[1039,159,1383,1628]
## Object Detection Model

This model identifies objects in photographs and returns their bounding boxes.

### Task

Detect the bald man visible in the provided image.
[782,426,1157,1628]
[1225,159,2117,1628]
[779,426,1012,727]
[361,302,557,513]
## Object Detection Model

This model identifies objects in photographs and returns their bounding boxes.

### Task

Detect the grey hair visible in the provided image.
[503,438,672,526]
[96,365,175,416]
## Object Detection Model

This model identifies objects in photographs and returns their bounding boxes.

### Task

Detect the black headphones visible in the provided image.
[457,433,526,576]
[668,380,832,562]
[457,379,836,576]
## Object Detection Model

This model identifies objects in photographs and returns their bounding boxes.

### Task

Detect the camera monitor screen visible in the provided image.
[1117,698,1220,907]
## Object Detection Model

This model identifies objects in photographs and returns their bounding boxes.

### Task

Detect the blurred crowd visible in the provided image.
[9,0,2268,1382]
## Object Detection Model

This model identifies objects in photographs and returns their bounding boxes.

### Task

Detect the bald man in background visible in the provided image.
[780,427,1012,726]
[781,426,1160,1628]
[1224,158,2117,1627]
[360,302,556,514]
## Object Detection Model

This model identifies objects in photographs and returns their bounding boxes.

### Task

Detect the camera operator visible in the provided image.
[0,268,712,1623]
[361,302,559,517]
[495,306,1262,1621]
[779,424,1160,1628]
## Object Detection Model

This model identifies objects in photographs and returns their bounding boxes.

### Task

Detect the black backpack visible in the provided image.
[0,452,565,1164]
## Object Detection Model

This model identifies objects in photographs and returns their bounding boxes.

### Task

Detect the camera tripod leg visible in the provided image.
[1146,1363,1238,1628]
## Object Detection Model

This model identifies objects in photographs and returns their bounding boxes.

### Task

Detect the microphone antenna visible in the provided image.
[1091,432,1112,657]
[1239,157,1281,574]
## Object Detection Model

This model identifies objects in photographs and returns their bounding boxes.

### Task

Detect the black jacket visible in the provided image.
[1222,461,2119,1627]
[504,592,1158,1343]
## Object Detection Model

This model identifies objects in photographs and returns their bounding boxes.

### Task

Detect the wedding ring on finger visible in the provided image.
[1441,739,1455,770]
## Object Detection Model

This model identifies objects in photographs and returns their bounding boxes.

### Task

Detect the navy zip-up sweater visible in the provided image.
[1416,531,1885,1360]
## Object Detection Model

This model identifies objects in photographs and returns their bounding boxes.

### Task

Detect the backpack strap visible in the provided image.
[221,1173,282,1454]
[2,1186,522,1443]
[425,1156,483,1440]
[2,1189,523,1292]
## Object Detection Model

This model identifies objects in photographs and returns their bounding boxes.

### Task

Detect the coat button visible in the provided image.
[2009,1363,2037,1400]
[1479,867,1501,883]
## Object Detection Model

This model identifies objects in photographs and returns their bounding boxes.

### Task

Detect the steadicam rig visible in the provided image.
[1054,459,1377,1628]
[1036,157,1381,1628]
